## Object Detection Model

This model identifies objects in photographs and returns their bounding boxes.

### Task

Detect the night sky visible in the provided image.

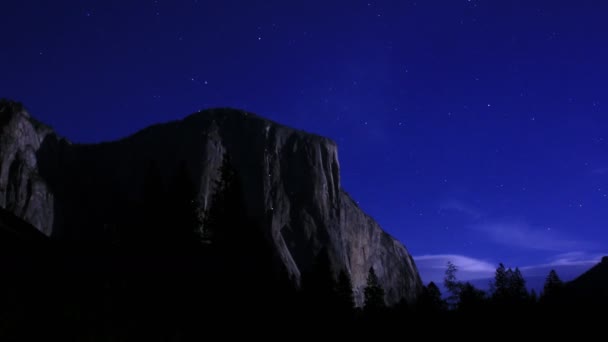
[2,0,607,286]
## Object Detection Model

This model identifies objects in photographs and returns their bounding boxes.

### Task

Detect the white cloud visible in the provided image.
[520,252,605,278]
[414,254,496,285]
[415,252,607,292]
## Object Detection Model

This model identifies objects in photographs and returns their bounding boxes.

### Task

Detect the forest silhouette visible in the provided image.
[0,152,605,339]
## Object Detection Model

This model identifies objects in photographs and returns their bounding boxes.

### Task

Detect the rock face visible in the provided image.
[0,101,55,235]
[0,100,422,305]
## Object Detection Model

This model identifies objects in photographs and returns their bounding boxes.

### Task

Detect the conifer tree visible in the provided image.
[364,267,386,312]
[491,263,509,304]
[444,261,461,308]
[541,269,563,304]
[510,267,529,303]
[418,281,446,313]
[458,282,486,312]
[336,270,355,312]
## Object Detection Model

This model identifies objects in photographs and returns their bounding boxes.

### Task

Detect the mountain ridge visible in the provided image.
[0,99,422,306]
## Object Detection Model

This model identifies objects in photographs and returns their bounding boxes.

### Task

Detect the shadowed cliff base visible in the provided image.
[0,99,422,306]
[0,100,606,338]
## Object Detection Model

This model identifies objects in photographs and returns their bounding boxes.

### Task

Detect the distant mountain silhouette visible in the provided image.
[564,256,608,307]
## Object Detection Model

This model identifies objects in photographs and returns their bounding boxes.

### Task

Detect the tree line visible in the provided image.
[416,261,567,315]
[0,150,597,339]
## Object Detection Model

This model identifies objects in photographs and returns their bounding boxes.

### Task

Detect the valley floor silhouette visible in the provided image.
[0,99,606,339]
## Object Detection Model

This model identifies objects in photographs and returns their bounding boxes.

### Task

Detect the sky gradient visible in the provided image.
[2,0,607,285]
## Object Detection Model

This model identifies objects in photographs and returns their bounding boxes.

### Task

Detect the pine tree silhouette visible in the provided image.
[444,261,460,309]
[458,282,486,313]
[418,281,446,313]
[491,263,509,305]
[510,267,529,304]
[336,269,355,313]
[541,269,563,307]
[363,267,386,312]
[301,248,336,311]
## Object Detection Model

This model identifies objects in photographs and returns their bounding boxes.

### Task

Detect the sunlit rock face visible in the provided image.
[0,101,422,306]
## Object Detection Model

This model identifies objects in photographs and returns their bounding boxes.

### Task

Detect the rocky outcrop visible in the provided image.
[0,101,55,235]
[0,99,422,305]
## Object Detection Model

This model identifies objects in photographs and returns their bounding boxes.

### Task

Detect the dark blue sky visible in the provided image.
[2,0,607,284]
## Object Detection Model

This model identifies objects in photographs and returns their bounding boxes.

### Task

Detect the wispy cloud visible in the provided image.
[520,252,605,278]
[439,200,482,220]
[415,252,607,290]
[439,200,591,252]
[414,254,495,285]
[470,221,593,252]
[544,251,605,267]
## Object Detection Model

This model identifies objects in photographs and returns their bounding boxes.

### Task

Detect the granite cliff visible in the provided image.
[0,99,422,305]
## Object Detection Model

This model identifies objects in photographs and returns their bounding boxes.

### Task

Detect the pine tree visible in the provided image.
[529,289,538,304]
[458,282,486,313]
[364,267,386,312]
[302,248,336,307]
[336,270,355,312]
[491,263,509,304]
[418,281,446,313]
[444,261,461,309]
[510,267,529,303]
[541,269,563,304]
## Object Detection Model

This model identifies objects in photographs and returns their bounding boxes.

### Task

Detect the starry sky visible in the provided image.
[2,0,607,286]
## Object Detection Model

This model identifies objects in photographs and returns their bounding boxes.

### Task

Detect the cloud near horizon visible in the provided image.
[414,254,496,285]
[440,199,594,252]
[519,251,606,278]
[414,252,606,286]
